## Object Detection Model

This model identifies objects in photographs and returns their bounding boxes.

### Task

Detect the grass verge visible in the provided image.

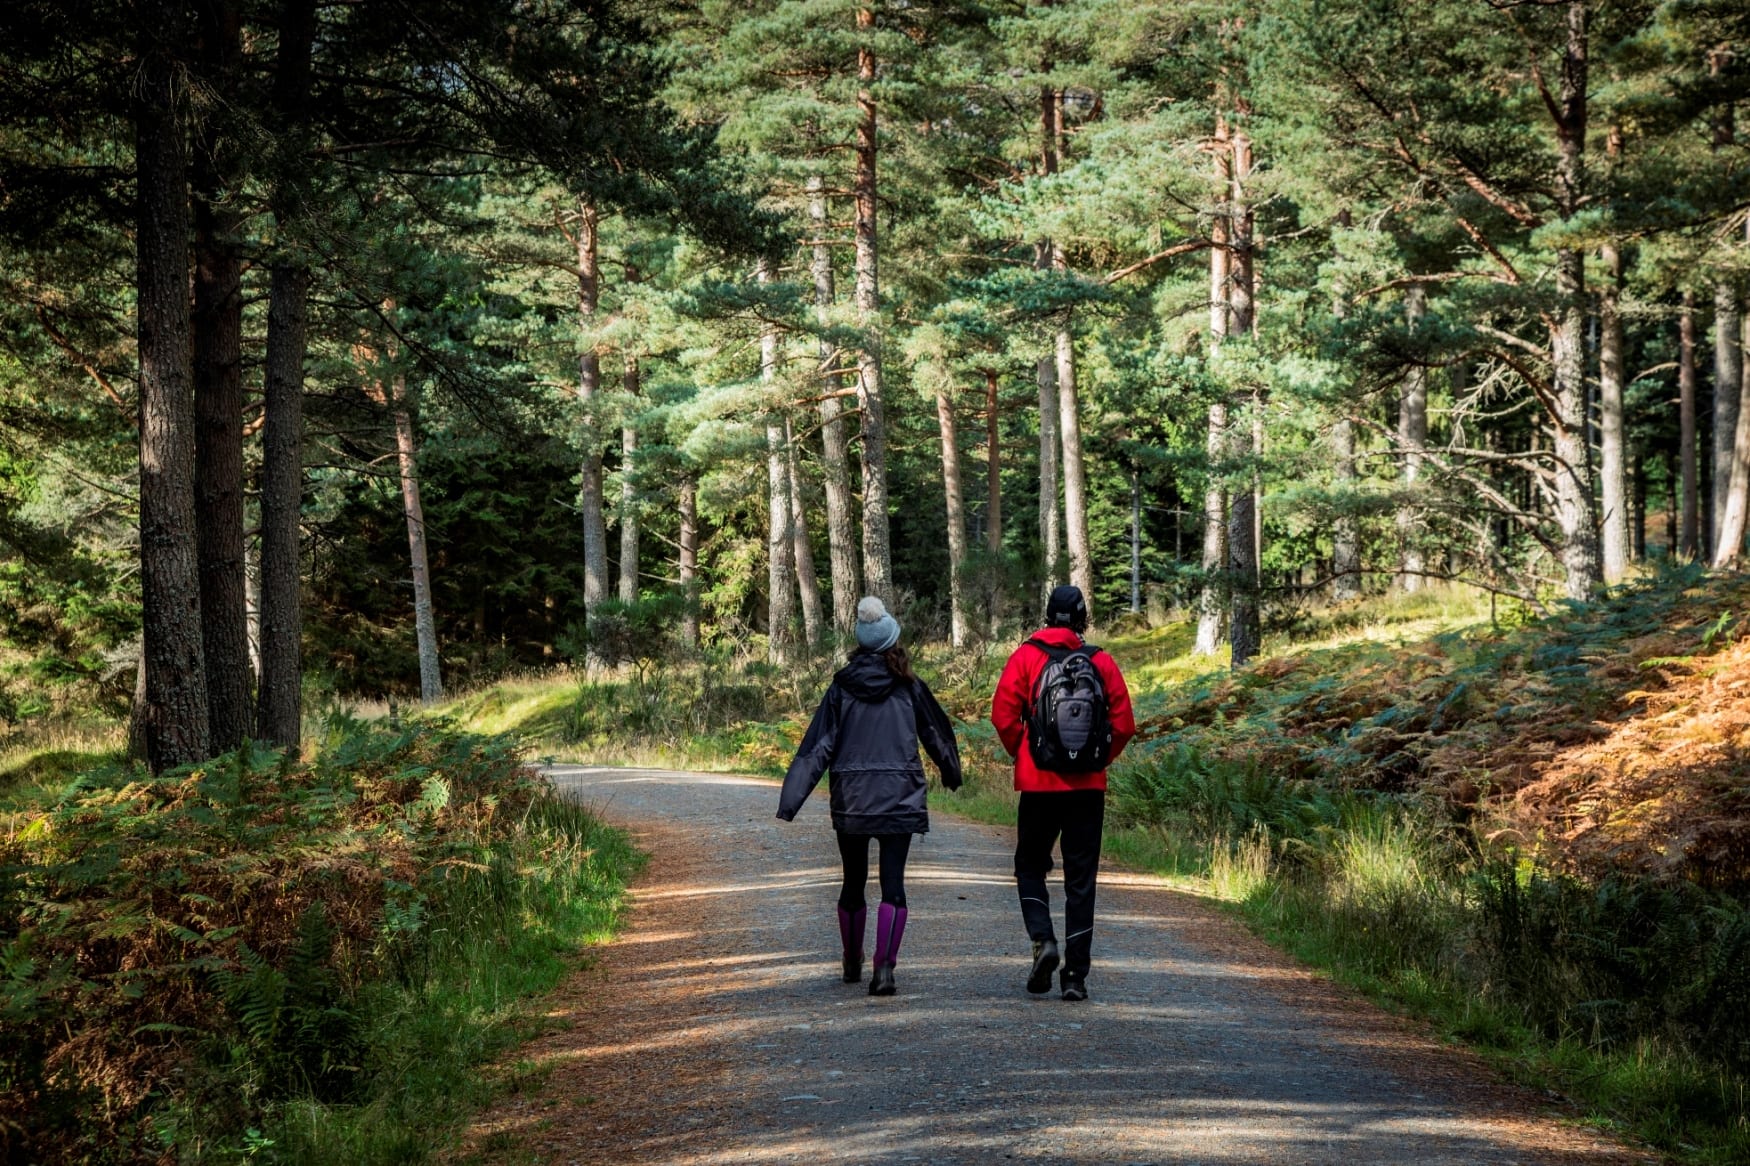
[1,721,641,1166]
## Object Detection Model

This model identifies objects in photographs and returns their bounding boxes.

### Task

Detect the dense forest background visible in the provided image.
[2,0,1748,756]
[9,4,1750,1162]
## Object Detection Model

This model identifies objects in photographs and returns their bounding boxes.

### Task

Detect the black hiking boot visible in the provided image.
[842,953,863,984]
[869,963,897,997]
[1026,940,1060,995]
[1060,971,1088,1002]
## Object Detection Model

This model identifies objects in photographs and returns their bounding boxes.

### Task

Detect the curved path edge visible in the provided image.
[454,766,1652,1166]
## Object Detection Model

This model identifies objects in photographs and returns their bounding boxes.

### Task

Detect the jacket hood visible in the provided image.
[1029,626,1086,649]
[835,650,902,701]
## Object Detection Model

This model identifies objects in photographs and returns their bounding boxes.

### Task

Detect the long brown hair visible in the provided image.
[853,643,916,681]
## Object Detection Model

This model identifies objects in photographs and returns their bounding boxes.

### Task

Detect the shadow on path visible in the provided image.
[457,767,1649,1166]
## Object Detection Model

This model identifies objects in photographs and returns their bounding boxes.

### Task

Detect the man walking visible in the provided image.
[990,585,1135,1001]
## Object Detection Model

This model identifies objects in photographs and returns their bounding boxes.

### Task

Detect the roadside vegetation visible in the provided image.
[430,567,1750,1164]
[0,721,638,1165]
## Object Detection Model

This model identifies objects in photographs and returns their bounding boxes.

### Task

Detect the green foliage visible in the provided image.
[0,722,637,1164]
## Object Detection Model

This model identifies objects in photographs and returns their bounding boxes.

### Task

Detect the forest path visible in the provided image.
[458,767,1648,1166]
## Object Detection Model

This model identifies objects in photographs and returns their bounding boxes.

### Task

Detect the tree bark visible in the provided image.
[761,261,797,662]
[575,201,609,646]
[1710,63,1739,555]
[1549,1,1600,600]
[1195,119,1231,657]
[1037,82,1062,604]
[1036,250,1061,600]
[1129,465,1142,615]
[986,368,1004,633]
[390,373,443,703]
[619,354,641,603]
[788,417,824,646]
[1227,125,1260,666]
[1331,416,1362,600]
[853,6,893,603]
[678,475,700,648]
[1714,311,1750,567]
[1055,316,1093,618]
[1712,286,1744,559]
[810,175,860,635]
[1599,238,1630,581]
[937,384,969,647]
[192,0,250,750]
[136,0,210,771]
[1598,123,1630,582]
[254,0,315,749]
[243,531,260,681]
[1680,290,1701,558]
[256,264,309,746]
[1397,282,1428,592]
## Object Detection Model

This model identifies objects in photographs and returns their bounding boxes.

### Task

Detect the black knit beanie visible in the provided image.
[1044,585,1088,632]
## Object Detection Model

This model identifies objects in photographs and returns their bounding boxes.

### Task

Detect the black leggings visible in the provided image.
[836,830,912,911]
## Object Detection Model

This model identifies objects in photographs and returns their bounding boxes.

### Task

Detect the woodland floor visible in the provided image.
[452,767,1653,1166]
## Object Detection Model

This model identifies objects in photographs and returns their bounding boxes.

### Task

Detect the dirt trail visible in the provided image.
[458,767,1649,1165]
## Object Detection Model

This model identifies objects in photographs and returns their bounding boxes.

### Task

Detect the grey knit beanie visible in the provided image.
[855,596,901,652]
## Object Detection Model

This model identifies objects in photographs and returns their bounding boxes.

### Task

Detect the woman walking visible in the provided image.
[777,597,962,996]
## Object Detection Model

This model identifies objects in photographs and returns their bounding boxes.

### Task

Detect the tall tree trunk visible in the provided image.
[853,6,892,602]
[574,201,609,648]
[1129,465,1142,615]
[788,417,825,646]
[254,0,315,749]
[761,262,797,662]
[1227,126,1260,667]
[1037,82,1062,603]
[1055,315,1093,617]
[257,266,308,746]
[1713,285,1742,551]
[678,475,700,649]
[1329,241,1362,603]
[1714,312,1750,567]
[619,354,641,603]
[1710,62,1739,556]
[1332,416,1362,600]
[192,0,250,749]
[1550,1,1600,600]
[986,368,1004,633]
[1195,118,1231,657]
[1631,452,1647,561]
[810,174,860,634]
[136,0,210,771]
[1599,240,1630,581]
[1036,252,1062,599]
[1681,290,1701,558]
[1397,282,1428,592]
[1598,124,1630,582]
[390,372,443,702]
[243,532,260,682]
[937,385,969,647]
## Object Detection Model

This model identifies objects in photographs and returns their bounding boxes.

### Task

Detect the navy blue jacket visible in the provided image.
[776,651,962,835]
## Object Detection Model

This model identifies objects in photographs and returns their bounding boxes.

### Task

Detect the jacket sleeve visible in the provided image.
[1097,651,1137,761]
[990,645,1032,760]
[912,680,962,790]
[777,688,839,821]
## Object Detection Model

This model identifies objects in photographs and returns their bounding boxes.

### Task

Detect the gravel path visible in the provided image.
[460,766,1649,1165]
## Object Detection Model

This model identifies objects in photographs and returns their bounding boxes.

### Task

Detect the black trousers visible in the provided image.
[837,830,912,911]
[1014,789,1105,978]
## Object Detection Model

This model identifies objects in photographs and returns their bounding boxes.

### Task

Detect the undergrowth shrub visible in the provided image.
[0,721,632,1164]
[1476,865,1750,1076]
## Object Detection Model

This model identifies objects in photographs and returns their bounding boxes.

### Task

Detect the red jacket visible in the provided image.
[990,626,1136,792]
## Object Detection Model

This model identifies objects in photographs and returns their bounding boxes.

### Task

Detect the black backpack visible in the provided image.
[1024,637,1114,774]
